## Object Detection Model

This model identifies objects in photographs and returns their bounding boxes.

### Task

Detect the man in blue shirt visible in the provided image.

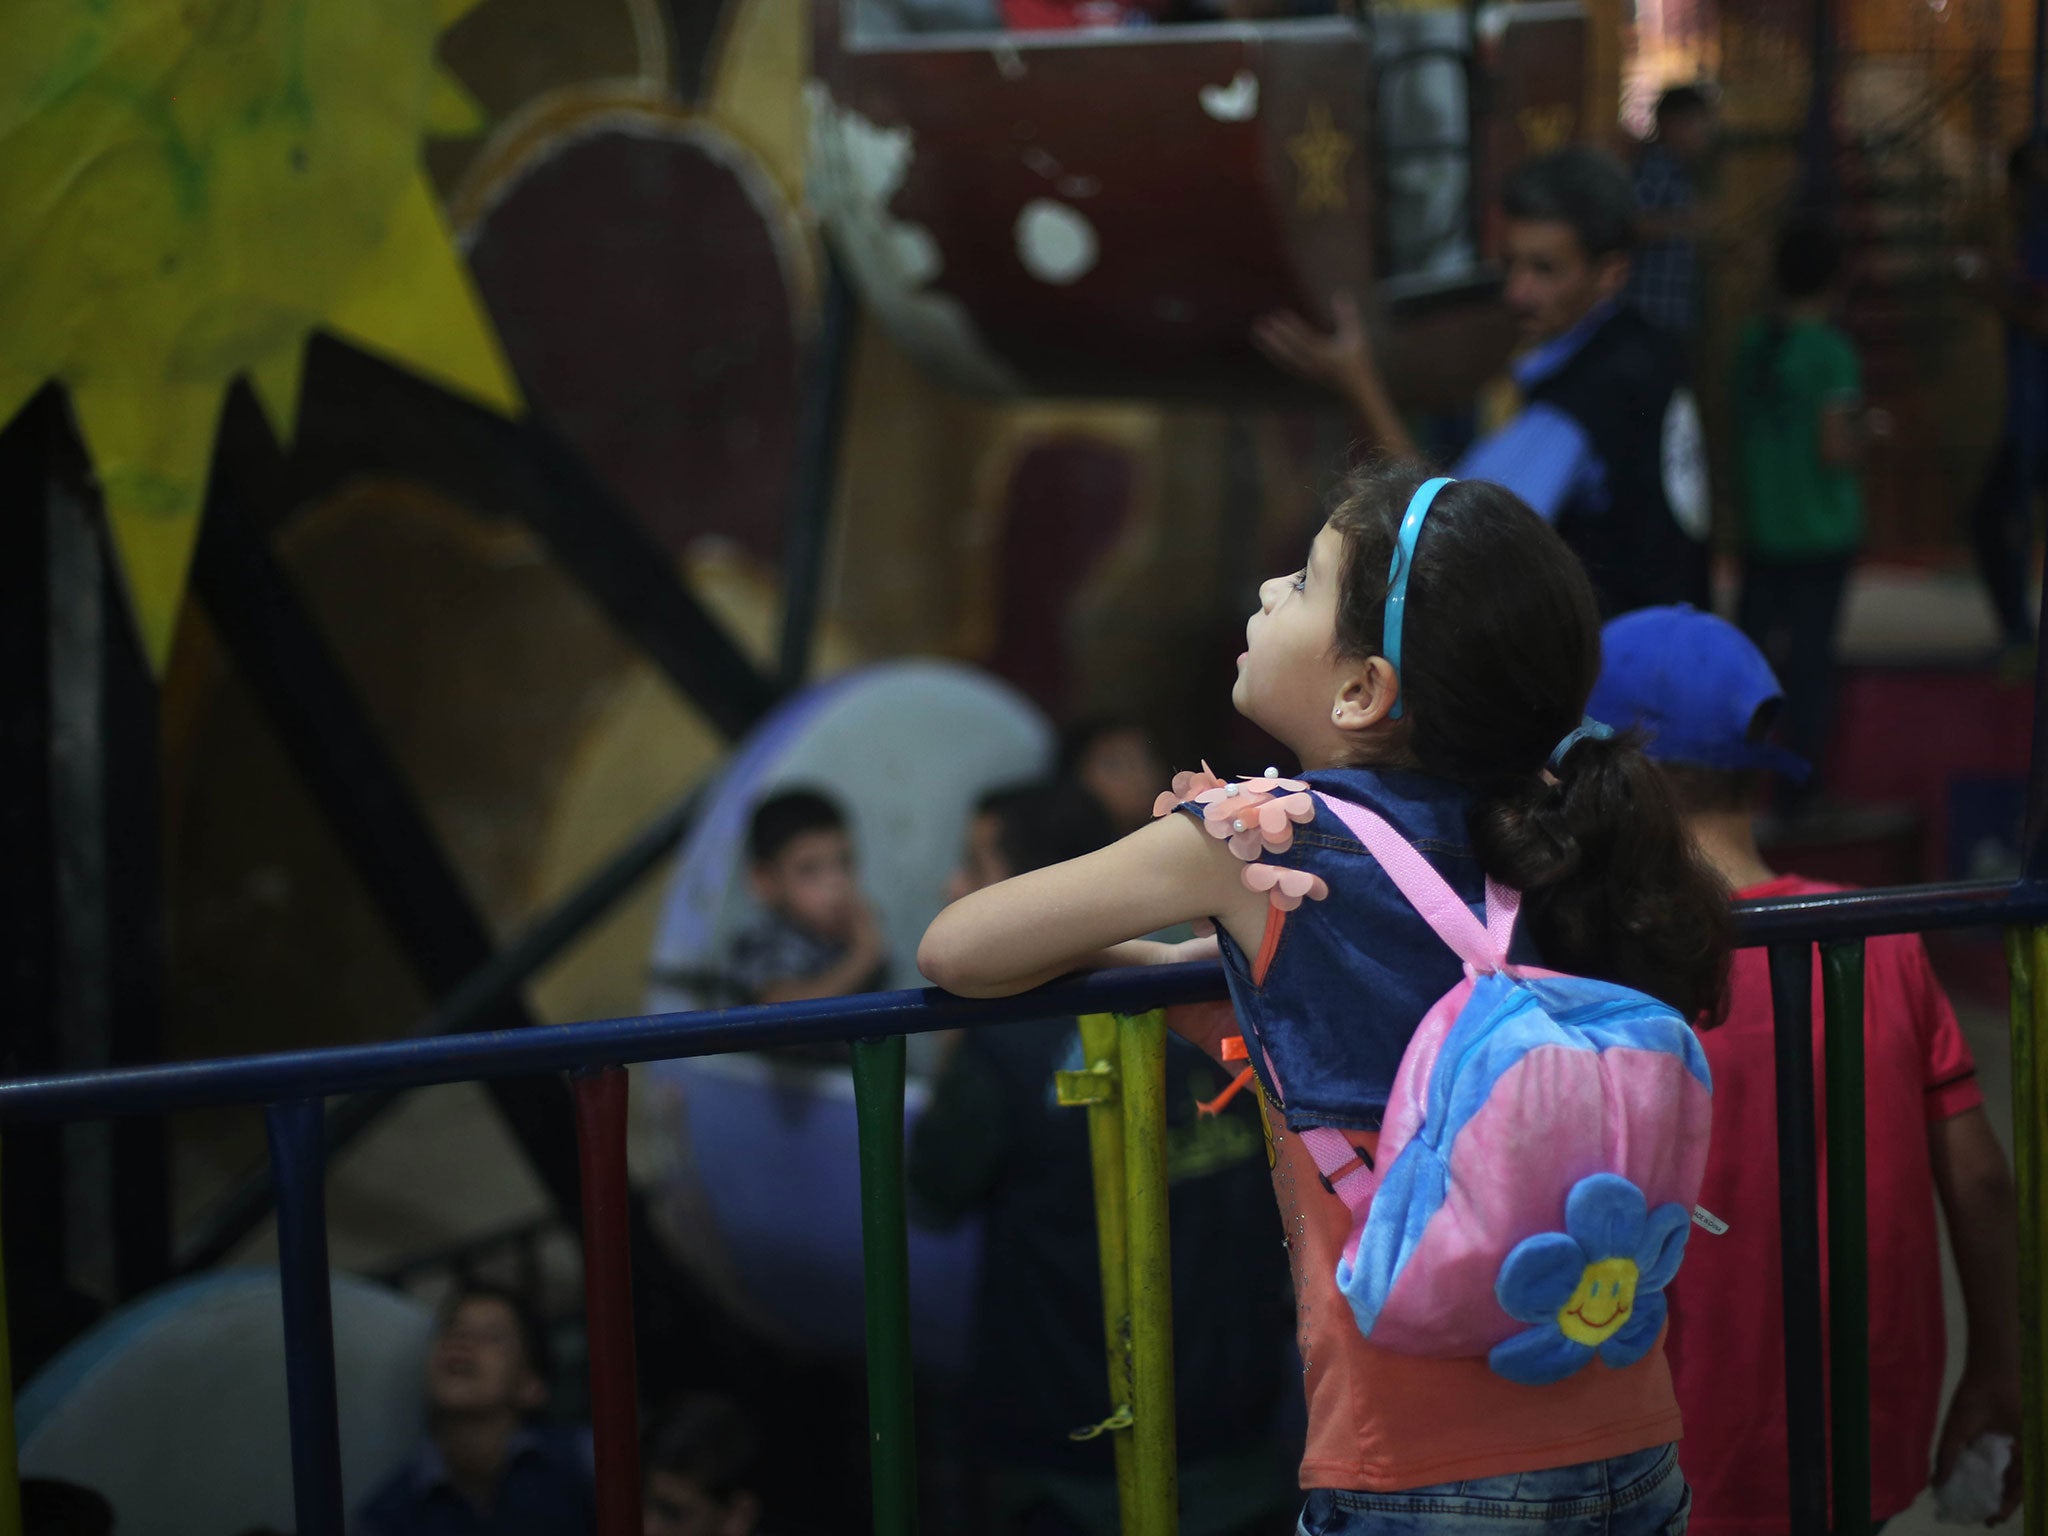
[1255,147,1710,616]
[359,1285,594,1536]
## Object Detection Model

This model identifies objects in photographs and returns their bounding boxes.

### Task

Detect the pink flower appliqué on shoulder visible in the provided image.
[1153,764,1328,913]
[1152,761,1227,819]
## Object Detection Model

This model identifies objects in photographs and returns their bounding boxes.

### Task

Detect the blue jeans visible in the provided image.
[1297,1444,1690,1535]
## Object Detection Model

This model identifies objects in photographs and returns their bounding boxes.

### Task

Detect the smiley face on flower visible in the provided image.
[1488,1173,1691,1386]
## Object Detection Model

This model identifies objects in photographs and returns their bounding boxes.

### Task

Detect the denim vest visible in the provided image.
[1188,766,1502,1134]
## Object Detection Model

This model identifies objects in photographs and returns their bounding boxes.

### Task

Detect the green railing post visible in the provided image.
[1822,940,1871,1536]
[1069,1013,1139,1520]
[1119,1010,1178,1536]
[2010,928,2047,1536]
[0,1139,19,1536]
[851,1035,917,1536]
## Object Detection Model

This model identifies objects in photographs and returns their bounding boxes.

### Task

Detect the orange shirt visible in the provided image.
[1172,906,1685,1492]
[1265,1092,1683,1490]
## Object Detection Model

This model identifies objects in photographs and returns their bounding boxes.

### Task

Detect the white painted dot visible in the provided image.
[1015,199,1098,286]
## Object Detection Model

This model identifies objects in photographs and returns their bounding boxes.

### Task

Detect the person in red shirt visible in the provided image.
[1588,604,2023,1530]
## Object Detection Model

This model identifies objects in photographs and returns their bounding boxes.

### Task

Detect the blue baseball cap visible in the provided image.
[1586,605,1811,780]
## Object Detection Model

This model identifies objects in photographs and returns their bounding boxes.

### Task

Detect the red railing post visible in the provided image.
[572,1067,640,1536]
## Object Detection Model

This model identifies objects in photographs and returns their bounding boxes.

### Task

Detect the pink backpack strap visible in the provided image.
[1312,792,1516,975]
[1299,1126,1377,1212]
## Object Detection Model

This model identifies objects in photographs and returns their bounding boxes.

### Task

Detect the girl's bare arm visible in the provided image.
[918,811,1268,998]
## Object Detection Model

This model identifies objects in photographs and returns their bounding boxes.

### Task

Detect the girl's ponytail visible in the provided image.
[1472,733,1732,1026]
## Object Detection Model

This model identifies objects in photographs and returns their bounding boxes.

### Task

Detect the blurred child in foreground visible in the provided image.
[1590,606,2022,1530]
[910,782,1297,1536]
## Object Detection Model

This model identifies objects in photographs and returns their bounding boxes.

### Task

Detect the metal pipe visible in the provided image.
[1769,942,1827,1533]
[1822,941,1871,1536]
[16,872,2048,1125]
[1733,878,2048,945]
[851,1036,917,1536]
[778,254,857,691]
[1119,1012,1178,1536]
[1072,1013,1140,1522]
[573,1069,641,1536]
[266,1099,345,1536]
[0,965,1234,1123]
[2011,929,2047,1536]
[1800,0,1837,209]
[2034,0,2047,140]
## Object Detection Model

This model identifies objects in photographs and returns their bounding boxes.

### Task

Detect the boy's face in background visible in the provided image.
[426,1296,544,1419]
[750,827,859,939]
[947,812,1013,904]
[643,1470,758,1536]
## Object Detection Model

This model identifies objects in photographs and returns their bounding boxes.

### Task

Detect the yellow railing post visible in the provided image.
[1064,1014,1139,1521]
[1118,1010,1178,1536]
[2011,929,2047,1536]
[1065,1012,1180,1533]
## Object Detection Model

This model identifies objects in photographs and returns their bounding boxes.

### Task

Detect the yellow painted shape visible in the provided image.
[427,67,490,137]
[248,338,307,443]
[707,0,809,209]
[70,378,224,671]
[0,364,37,438]
[1556,1257,1640,1347]
[1288,103,1353,215]
[325,170,523,416]
[0,0,515,668]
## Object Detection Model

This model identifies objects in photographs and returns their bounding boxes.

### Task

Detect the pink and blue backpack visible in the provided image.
[1296,792,1714,1386]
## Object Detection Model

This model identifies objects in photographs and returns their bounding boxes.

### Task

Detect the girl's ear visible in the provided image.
[1332,656,1400,733]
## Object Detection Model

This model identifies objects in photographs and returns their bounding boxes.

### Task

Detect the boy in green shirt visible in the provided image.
[1734,219,1880,800]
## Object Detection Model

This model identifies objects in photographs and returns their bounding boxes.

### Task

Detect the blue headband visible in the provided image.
[1549,715,1616,769]
[1382,477,1454,720]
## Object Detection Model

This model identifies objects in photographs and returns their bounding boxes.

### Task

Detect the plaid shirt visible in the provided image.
[1626,144,1699,340]
[726,911,849,1000]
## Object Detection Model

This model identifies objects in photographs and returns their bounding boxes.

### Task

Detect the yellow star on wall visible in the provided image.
[0,0,524,671]
[1288,102,1354,215]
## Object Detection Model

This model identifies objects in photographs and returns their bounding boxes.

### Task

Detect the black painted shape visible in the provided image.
[0,390,85,1382]
[191,394,752,1396]
[189,432,583,1219]
[276,335,782,740]
[176,782,705,1273]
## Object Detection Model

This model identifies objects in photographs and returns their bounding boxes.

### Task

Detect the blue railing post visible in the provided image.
[1768,943,1827,1532]
[266,1097,344,1536]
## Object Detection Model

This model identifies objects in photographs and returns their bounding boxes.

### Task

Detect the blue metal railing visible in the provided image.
[2,877,2046,1535]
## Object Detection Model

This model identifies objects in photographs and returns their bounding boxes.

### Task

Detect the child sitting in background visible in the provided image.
[727,789,887,1006]
[1589,605,2022,1531]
